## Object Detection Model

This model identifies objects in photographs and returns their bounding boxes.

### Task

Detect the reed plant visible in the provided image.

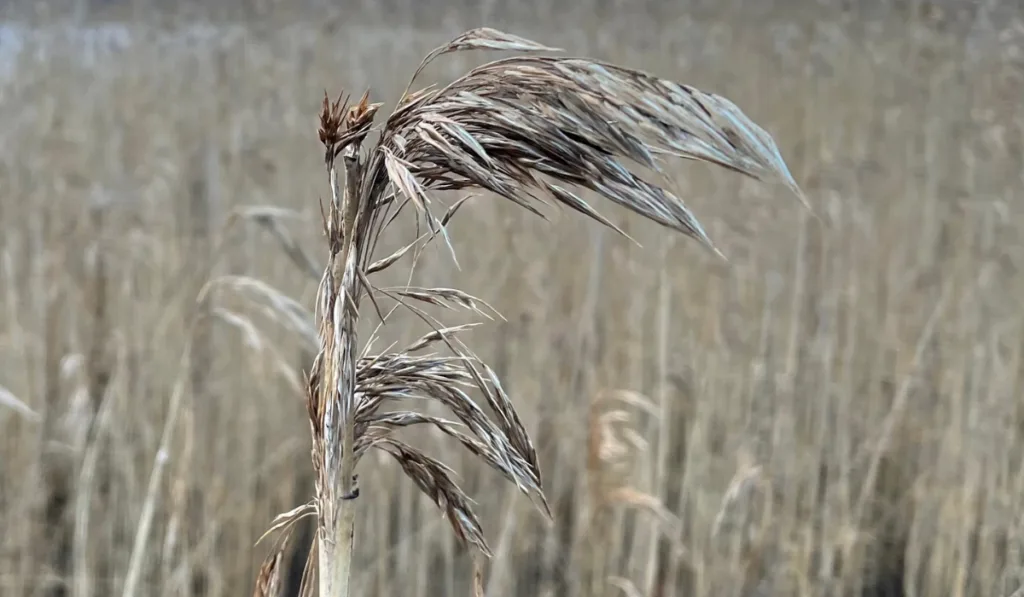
[250,27,805,597]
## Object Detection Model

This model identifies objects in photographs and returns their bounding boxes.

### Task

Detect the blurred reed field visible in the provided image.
[1,0,1023,596]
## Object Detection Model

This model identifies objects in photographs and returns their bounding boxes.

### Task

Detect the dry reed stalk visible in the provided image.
[251,27,805,597]
[121,340,194,597]
[582,389,683,597]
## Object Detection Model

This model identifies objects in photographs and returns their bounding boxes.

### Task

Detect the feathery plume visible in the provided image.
[248,27,805,597]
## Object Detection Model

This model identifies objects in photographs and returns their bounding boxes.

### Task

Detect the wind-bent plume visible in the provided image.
[251,27,806,597]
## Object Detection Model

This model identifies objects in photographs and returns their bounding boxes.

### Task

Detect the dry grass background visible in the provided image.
[1,1,1023,596]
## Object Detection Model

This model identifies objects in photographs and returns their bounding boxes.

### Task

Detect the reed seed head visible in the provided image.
[254,27,805,595]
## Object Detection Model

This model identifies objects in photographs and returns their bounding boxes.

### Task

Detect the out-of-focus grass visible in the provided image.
[0,2,1022,596]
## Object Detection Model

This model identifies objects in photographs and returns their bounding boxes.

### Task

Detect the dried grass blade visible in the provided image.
[0,384,39,422]
[607,576,645,597]
[209,307,309,393]
[440,27,563,55]
[201,275,317,347]
[256,502,318,546]
[380,144,466,265]
[480,363,550,518]
[371,301,549,517]
[298,536,318,597]
[593,389,661,417]
[385,294,544,509]
[700,93,809,208]
[605,487,682,538]
[356,378,540,501]
[383,286,501,320]
[211,307,265,352]
[233,205,322,279]
[402,27,563,102]
[376,438,492,557]
[366,233,428,275]
[356,268,387,325]
[357,411,489,459]
[404,323,483,353]
[545,183,631,242]
[381,146,432,219]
